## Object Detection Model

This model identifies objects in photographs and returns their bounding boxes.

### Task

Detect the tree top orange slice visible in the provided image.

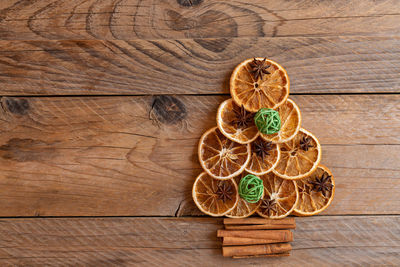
[230,58,290,112]
[198,127,251,180]
[245,137,280,175]
[260,99,301,144]
[256,172,298,219]
[217,98,259,144]
[226,172,263,218]
[192,172,239,217]
[273,128,321,180]
[293,164,335,216]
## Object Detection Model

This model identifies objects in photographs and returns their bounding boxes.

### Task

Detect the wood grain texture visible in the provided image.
[1,37,399,95]
[1,0,400,40]
[0,95,398,216]
[0,216,399,266]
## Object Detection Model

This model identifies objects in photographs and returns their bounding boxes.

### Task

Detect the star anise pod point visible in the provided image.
[249,58,271,81]
[215,182,234,203]
[231,105,254,129]
[252,139,273,161]
[260,198,277,217]
[309,172,333,197]
[300,136,313,151]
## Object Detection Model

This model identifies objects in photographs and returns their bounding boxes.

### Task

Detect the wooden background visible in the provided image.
[0,0,399,266]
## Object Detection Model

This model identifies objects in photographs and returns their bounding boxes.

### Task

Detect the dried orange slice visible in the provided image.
[230,58,289,112]
[217,98,259,144]
[245,137,280,175]
[260,99,301,143]
[256,172,298,219]
[226,172,263,218]
[273,128,321,180]
[293,164,335,216]
[192,172,239,217]
[198,127,250,180]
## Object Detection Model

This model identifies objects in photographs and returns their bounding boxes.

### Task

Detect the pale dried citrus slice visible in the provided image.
[256,172,298,219]
[226,172,263,218]
[199,127,251,180]
[273,128,321,180]
[260,99,301,143]
[230,58,290,112]
[245,137,280,175]
[293,164,335,216]
[217,98,259,144]
[192,172,239,217]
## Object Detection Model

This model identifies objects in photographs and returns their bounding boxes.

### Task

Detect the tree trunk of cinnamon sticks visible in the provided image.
[220,217,295,258]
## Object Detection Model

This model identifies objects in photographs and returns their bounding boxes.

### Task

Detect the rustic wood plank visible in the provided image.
[1,37,399,95]
[1,0,399,40]
[0,95,398,216]
[0,216,399,266]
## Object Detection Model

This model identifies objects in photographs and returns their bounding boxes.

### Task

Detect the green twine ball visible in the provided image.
[238,174,264,203]
[254,108,281,134]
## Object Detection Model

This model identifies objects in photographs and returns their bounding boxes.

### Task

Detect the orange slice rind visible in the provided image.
[245,137,281,175]
[192,172,239,217]
[217,98,259,144]
[273,128,321,180]
[198,127,251,180]
[293,164,335,216]
[230,58,290,112]
[256,172,298,219]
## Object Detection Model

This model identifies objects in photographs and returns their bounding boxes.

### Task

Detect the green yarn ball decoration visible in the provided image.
[254,108,281,135]
[238,174,264,203]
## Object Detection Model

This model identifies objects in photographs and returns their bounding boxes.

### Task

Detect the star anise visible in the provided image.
[252,139,273,161]
[231,105,254,129]
[259,197,277,217]
[249,58,271,81]
[309,172,334,197]
[300,137,313,151]
[215,182,233,203]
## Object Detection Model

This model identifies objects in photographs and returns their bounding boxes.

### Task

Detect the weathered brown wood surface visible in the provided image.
[0,37,399,95]
[1,0,399,265]
[0,95,398,217]
[1,0,399,40]
[0,216,399,266]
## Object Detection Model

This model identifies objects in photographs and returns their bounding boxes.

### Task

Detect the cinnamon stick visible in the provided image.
[223,235,292,246]
[222,243,292,257]
[232,252,290,259]
[217,229,293,242]
[223,217,295,229]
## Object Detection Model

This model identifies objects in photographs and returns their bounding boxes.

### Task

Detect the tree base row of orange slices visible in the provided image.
[193,58,335,219]
[193,165,335,218]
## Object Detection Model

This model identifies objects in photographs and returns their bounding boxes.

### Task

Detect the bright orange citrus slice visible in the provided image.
[192,172,239,217]
[226,172,263,218]
[198,127,251,180]
[293,164,335,216]
[230,58,290,112]
[273,128,321,180]
[245,137,280,175]
[217,98,259,144]
[260,99,301,143]
[256,172,298,219]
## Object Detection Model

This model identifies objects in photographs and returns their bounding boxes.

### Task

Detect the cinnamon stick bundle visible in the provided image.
[222,243,292,257]
[223,236,293,246]
[232,253,290,259]
[217,229,293,243]
[224,217,295,230]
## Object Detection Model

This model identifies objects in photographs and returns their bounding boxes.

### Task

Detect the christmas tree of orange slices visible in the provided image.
[193,58,335,218]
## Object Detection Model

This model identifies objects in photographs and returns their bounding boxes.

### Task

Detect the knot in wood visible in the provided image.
[177,0,203,7]
[150,95,187,125]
